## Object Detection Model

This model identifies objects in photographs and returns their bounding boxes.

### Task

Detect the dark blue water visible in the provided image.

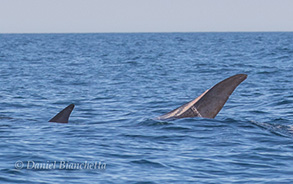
[0,33,293,183]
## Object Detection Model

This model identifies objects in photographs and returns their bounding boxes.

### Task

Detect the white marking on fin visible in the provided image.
[191,106,202,118]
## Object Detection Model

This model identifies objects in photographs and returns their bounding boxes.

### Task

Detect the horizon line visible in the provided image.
[1,31,293,34]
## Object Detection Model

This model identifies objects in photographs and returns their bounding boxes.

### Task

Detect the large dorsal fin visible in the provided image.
[49,104,75,123]
[157,74,247,120]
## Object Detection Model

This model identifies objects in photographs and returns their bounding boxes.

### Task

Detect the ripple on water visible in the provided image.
[1,33,293,183]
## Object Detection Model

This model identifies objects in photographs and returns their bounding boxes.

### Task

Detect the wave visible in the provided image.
[251,120,293,138]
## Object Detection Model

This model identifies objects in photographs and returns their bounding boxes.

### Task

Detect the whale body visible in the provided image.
[47,74,246,122]
[157,74,247,120]
[49,104,75,123]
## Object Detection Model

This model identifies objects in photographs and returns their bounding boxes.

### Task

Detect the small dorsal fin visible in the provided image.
[157,74,247,120]
[49,104,75,123]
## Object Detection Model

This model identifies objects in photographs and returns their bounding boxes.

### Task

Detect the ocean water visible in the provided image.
[0,32,292,183]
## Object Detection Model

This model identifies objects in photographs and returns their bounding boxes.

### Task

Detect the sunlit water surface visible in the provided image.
[0,33,293,183]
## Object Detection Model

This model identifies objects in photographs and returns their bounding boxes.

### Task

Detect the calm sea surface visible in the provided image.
[0,33,293,183]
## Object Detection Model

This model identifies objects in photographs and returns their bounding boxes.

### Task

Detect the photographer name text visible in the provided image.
[15,160,106,170]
